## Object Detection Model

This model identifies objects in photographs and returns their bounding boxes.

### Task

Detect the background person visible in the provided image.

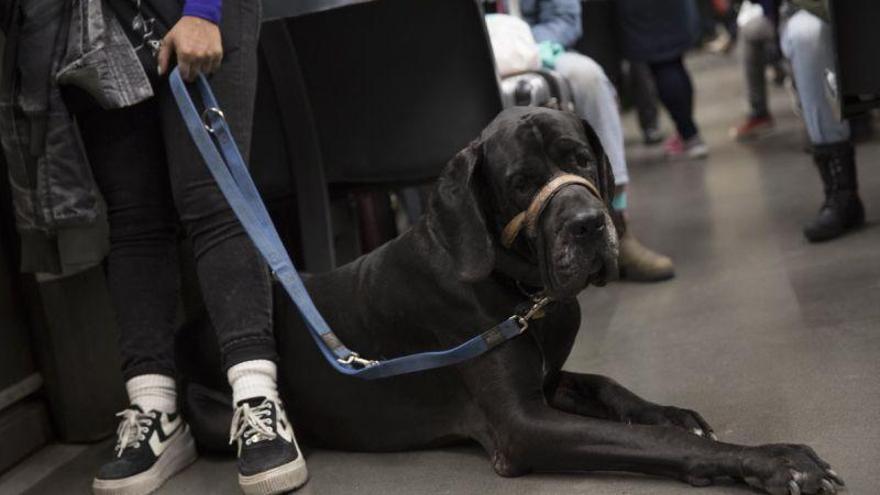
[729,0,785,140]
[618,0,709,159]
[780,2,866,242]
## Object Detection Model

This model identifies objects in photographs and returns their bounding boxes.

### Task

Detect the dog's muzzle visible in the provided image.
[501,174,602,249]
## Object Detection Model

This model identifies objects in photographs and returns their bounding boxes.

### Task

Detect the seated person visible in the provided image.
[781,1,865,241]
[730,0,786,140]
[514,0,675,281]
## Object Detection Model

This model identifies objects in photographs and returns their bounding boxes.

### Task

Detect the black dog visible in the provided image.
[179,107,842,495]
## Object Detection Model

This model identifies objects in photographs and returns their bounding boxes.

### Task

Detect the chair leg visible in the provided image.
[354,191,397,254]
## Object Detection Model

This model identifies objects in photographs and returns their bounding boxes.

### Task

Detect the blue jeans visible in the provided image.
[781,10,850,144]
[555,52,629,186]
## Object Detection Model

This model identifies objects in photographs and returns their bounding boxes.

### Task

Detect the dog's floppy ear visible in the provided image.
[580,119,616,209]
[427,139,494,282]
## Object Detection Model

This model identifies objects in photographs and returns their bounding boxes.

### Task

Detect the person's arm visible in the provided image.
[157,0,224,81]
[530,0,582,49]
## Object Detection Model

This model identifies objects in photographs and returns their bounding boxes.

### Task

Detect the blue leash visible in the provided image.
[169,69,548,379]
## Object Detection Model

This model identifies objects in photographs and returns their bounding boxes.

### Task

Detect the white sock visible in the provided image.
[227,360,279,405]
[126,374,177,414]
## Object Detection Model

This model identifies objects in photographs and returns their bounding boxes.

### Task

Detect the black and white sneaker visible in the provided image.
[230,397,308,495]
[93,406,197,495]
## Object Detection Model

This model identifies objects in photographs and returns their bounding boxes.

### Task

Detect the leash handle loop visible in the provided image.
[168,68,532,379]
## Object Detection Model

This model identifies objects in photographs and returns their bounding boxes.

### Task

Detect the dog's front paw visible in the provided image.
[740,444,844,495]
[626,404,716,440]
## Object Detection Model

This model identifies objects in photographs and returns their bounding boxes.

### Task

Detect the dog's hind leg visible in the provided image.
[548,371,717,440]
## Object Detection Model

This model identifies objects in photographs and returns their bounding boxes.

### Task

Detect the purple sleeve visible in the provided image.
[182,0,222,25]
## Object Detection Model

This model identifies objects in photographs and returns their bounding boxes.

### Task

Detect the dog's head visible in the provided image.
[428,107,619,299]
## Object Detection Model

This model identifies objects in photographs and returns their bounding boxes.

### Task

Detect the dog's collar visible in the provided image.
[500,174,601,249]
[489,271,551,320]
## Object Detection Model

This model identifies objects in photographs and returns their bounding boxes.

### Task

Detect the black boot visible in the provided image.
[803,141,865,242]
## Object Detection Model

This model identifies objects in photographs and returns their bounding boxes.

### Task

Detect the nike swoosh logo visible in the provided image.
[277,412,294,443]
[149,415,183,456]
[157,414,182,441]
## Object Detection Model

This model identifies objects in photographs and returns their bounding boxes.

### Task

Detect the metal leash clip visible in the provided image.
[337,352,380,369]
[514,296,552,333]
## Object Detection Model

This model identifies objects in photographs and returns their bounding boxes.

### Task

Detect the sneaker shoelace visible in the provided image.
[229,399,277,455]
[114,409,156,457]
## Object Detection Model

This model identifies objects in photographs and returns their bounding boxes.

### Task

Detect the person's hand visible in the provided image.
[537,41,564,70]
[158,16,223,82]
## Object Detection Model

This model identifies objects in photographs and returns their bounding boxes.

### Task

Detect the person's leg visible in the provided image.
[696,0,718,43]
[160,1,275,382]
[81,100,198,495]
[649,57,698,140]
[781,11,849,145]
[649,57,709,158]
[781,10,863,242]
[78,100,180,389]
[628,61,665,145]
[555,53,674,282]
[743,16,774,118]
[555,53,628,186]
[731,15,776,139]
[649,57,708,158]
[722,2,739,41]
[707,0,738,53]
[159,0,307,491]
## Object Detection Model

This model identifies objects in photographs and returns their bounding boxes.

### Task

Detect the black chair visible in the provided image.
[253,0,503,272]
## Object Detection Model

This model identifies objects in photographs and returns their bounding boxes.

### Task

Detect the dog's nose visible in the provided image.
[567,210,605,239]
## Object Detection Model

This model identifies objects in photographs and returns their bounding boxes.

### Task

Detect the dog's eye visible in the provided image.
[572,149,593,169]
[559,149,591,172]
[510,173,537,195]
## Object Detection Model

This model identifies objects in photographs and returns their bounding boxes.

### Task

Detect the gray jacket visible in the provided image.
[0,0,153,275]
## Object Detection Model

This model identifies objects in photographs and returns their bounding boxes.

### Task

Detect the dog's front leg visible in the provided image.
[548,371,716,439]
[494,402,840,493]
[463,340,841,494]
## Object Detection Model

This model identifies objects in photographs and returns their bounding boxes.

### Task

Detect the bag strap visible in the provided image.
[168,68,546,379]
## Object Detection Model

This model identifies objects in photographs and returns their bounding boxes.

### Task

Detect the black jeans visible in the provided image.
[649,57,699,140]
[628,61,660,134]
[77,0,275,380]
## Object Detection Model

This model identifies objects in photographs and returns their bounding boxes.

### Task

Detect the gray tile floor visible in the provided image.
[8,52,880,494]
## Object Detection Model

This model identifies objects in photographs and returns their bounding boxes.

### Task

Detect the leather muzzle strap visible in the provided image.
[501,174,602,248]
